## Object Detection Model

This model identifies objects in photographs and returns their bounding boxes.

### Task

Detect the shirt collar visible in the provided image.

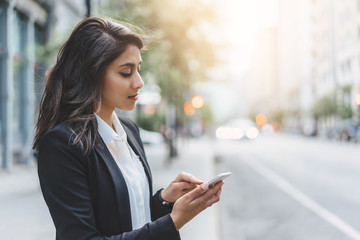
[95,112,118,145]
[111,112,127,140]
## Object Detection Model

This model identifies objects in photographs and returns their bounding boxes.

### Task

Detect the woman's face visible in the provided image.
[101,44,144,112]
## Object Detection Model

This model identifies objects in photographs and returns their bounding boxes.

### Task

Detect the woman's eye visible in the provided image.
[120,72,132,78]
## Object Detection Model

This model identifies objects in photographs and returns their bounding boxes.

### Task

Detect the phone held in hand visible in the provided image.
[207,172,232,187]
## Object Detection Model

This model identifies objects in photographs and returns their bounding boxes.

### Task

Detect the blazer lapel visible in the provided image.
[95,141,132,231]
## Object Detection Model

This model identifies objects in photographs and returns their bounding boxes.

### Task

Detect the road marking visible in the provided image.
[242,156,360,240]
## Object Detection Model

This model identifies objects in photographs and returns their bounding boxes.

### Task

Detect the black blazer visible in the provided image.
[38,116,180,240]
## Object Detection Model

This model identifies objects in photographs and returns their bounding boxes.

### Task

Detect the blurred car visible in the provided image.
[139,128,165,145]
[216,118,259,140]
[340,121,360,142]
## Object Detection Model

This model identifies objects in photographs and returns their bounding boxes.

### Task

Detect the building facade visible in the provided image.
[311,0,360,136]
[244,0,360,136]
[245,27,279,117]
[0,0,89,171]
[277,0,313,132]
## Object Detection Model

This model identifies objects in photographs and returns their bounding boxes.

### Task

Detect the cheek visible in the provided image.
[103,76,126,99]
[105,77,119,90]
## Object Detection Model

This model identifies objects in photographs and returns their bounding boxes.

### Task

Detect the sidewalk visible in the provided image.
[0,137,219,240]
[0,164,55,239]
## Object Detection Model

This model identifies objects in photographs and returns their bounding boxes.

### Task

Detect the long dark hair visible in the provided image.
[33,17,143,154]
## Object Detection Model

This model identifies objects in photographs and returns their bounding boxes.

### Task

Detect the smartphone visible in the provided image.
[207,172,232,187]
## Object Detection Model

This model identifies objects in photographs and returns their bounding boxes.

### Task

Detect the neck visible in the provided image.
[96,106,114,130]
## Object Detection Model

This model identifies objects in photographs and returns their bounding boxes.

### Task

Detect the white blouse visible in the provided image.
[95,112,151,230]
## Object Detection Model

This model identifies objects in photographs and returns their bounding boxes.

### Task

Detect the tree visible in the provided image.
[312,95,337,119]
[269,109,285,124]
[337,85,353,120]
[101,0,220,129]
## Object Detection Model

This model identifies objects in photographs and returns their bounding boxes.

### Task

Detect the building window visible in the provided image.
[0,1,7,147]
[34,23,46,112]
[12,10,29,152]
[347,59,352,74]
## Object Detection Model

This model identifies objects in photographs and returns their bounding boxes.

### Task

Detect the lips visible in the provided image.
[128,94,138,100]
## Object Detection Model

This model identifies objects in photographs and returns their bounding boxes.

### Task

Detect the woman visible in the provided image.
[33,17,224,240]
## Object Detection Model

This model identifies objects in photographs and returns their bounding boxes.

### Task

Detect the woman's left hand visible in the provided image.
[161,171,203,203]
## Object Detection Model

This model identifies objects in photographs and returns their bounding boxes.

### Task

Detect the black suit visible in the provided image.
[38,116,180,240]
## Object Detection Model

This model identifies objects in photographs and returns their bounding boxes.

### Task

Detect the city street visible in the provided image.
[214,133,360,240]
[0,137,219,240]
[2,133,360,240]
[2,1,360,240]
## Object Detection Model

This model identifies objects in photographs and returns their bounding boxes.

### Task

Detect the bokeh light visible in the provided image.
[191,96,204,109]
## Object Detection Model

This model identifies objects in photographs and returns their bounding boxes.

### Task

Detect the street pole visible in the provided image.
[166,102,177,159]
[1,2,15,171]
[330,0,339,132]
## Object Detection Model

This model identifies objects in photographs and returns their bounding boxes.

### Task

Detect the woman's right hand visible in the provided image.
[170,180,224,231]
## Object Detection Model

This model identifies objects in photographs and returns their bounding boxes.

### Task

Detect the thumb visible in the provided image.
[183,182,209,201]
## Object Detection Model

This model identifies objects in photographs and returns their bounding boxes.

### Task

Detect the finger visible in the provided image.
[175,181,198,190]
[181,185,197,194]
[175,171,190,181]
[178,172,203,184]
[169,182,196,192]
[213,186,222,197]
[210,180,224,191]
[207,183,223,205]
[175,171,203,184]
[206,188,222,206]
[174,182,196,188]
[182,183,209,202]
[215,187,222,198]
[209,182,223,197]
[190,181,223,204]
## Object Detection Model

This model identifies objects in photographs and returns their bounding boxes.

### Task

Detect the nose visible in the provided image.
[133,72,144,90]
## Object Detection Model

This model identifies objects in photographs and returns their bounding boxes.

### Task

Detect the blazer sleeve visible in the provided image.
[151,189,174,220]
[38,126,180,240]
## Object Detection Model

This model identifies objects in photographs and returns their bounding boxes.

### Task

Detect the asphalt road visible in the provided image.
[213,133,360,240]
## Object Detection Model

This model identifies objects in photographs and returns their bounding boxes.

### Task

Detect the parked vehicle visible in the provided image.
[139,128,164,145]
[216,118,259,140]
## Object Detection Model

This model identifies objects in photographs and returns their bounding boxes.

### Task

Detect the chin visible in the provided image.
[118,104,136,111]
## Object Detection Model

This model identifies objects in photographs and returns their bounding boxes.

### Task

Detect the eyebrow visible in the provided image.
[117,62,142,68]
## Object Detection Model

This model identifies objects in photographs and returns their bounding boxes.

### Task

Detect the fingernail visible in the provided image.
[201,183,208,190]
